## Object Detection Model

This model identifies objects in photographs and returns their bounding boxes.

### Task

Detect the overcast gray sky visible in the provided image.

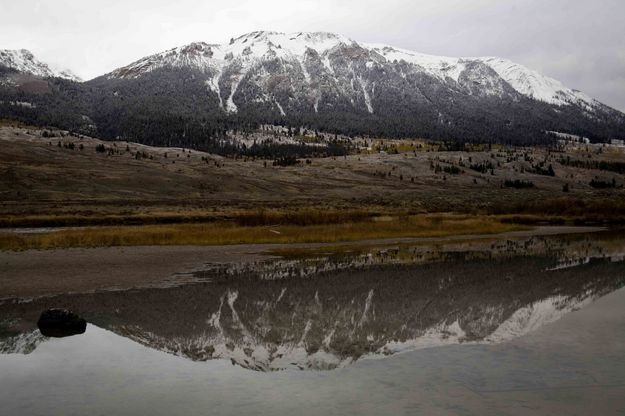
[1,0,624,111]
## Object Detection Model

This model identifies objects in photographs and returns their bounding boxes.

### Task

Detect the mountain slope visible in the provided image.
[103,33,590,108]
[103,31,603,113]
[0,49,81,81]
[86,31,624,145]
[0,49,93,133]
[1,32,624,150]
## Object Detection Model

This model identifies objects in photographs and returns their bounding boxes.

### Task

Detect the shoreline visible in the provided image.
[0,225,606,300]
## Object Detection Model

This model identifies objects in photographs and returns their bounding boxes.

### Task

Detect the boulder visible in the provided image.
[37,309,87,338]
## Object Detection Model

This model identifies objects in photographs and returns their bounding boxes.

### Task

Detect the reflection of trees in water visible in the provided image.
[1,233,624,371]
[201,233,625,284]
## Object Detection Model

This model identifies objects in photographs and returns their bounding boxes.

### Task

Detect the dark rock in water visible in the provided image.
[37,309,87,338]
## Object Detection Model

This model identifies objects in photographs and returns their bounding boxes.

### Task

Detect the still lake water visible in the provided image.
[1,231,625,415]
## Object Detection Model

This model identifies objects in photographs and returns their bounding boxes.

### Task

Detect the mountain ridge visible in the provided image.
[104,31,599,112]
[1,31,624,149]
[0,48,81,81]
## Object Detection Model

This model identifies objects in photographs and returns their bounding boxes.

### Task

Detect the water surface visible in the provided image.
[1,231,624,415]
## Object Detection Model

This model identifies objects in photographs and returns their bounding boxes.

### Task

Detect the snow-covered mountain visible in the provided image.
[106,31,601,114]
[1,31,623,146]
[0,32,603,110]
[0,49,81,81]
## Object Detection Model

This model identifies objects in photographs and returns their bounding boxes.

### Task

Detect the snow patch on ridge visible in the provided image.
[205,67,224,109]
[358,76,374,113]
[275,100,286,116]
[226,75,243,113]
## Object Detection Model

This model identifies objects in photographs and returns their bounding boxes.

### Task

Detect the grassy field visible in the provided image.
[3,125,625,220]
[2,124,625,244]
[0,208,378,228]
[0,214,527,251]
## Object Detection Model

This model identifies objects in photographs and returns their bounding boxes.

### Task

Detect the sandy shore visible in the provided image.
[0,226,604,300]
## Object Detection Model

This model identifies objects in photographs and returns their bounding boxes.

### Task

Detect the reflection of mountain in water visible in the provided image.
[1,233,624,371]
[0,327,45,354]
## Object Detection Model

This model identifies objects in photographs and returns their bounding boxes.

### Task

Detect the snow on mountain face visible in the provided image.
[0,49,81,81]
[110,32,353,78]
[366,44,467,83]
[478,57,594,107]
[107,31,597,112]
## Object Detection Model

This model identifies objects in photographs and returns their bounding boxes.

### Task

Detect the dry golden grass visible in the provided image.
[233,208,373,226]
[0,208,378,228]
[0,213,215,228]
[0,215,526,251]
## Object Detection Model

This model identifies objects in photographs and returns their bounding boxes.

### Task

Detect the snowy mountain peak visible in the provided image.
[230,30,352,49]
[0,48,81,81]
[106,31,597,110]
[365,45,594,107]
[478,57,594,107]
[108,31,355,79]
